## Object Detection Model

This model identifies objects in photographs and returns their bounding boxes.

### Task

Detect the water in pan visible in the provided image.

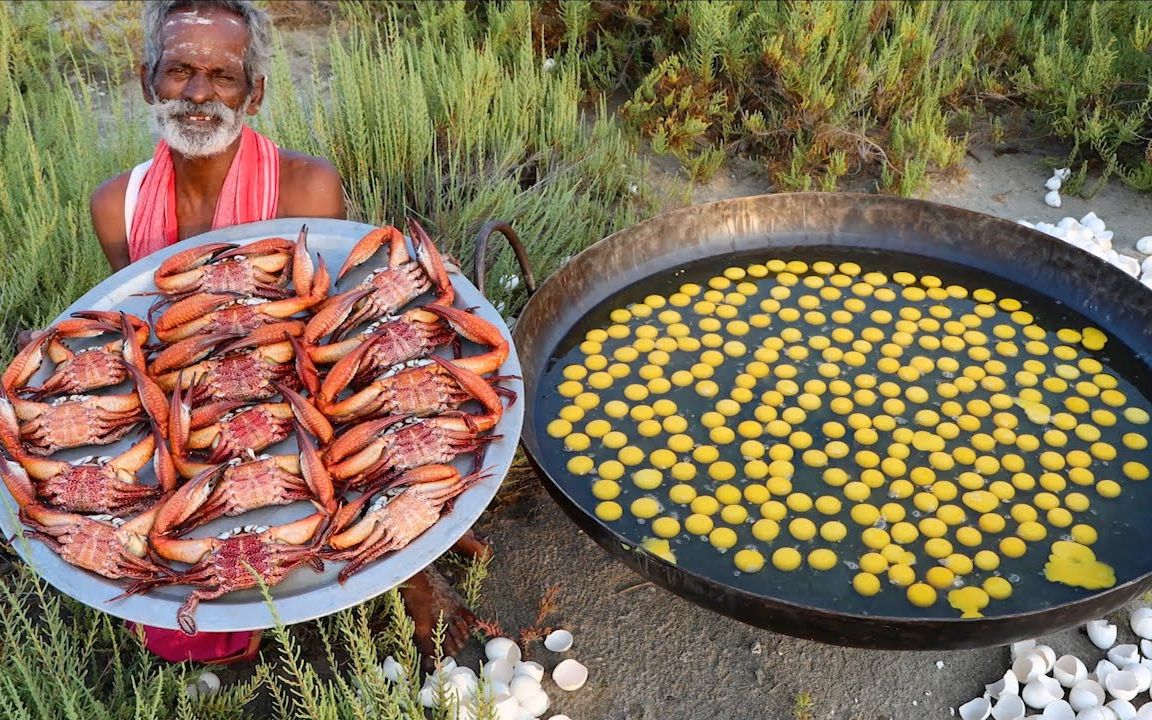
[535,247,1152,620]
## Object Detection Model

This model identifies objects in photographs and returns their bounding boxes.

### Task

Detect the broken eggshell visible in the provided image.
[1104,669,1142,702]
[988,670,1021,699]
[1129,608,1152,639]
[1012,639,1039,661]
[1085,620,1117,650]
[544,629,574,653]
[1107,644,1140,669]
[1045,190,1062,208]
[1137,236,1152,255]
[1042,700,1075,720]
[992,693,1027,720]
[1014,653,1047,684]
[1027,646,1057,674]
[1022,675,1063,710]
[513,661,545,683]
[485,637,522,664]
[1075,709,1119,720]
[553,659,589,692]
[1105,700,1137,720]
[1068,679,1105,712]
[960,697,993,720]
[1053,655,1088,688]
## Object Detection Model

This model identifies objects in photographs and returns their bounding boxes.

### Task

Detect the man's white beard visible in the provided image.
[153,96,249,158]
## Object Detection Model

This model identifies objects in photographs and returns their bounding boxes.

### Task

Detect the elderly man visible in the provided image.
[89,0,483,665]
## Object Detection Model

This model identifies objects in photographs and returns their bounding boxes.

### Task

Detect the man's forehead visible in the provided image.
[160,7,248,66]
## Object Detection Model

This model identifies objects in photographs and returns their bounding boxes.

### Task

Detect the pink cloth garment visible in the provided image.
[123,124,280,662]
[128,125,280,262]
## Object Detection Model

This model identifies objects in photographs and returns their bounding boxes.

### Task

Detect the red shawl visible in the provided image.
[128,125,279,262]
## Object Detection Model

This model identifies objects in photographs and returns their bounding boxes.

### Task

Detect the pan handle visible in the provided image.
[472,221,537,298]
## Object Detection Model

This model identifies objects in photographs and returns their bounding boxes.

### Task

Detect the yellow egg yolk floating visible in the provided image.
[544,254,1151,618]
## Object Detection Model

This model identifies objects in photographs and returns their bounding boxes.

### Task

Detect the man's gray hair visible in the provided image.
[142,0,272,90]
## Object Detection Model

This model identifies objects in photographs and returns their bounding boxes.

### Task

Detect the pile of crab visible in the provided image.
[0,221,513,635]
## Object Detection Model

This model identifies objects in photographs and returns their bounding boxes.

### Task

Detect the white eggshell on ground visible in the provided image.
[1046,176,1062,191]
[1081,212,1105,233]
[1107,644,1140,668]
[1129,608,1152,638]
[1105,668,1141,700]
[544,629,574,653]
[1086,620,1117,650]
[553,659,589,692]
[518,689,550,718]
[486,638,521,663]
[494,694,522,720]
[1022,675,1063,709]
[992,693,1027,720]
[1028,646,1057,674]
[1045,190,1062,207]
[959,696,992,720]
[1125,662,1151,692]
[1075,708,1118,720]
[1137,703,1152,720]
[1138,236,1152,254]
[198,671,221,694]
[509,674,542,704]
[381,656,404,682]
[548,716,573,720]
[418,686,438,708]
[1042,700,1075,720]
[513,661,545,683]
[1106,699,1137,720]
[1054,656,1088,688]
[184,683,201,701]
[989,670,1021,698]
[1068,679,1105,711]
[1056,167,1072,180]
[1111,254,1141,277]
[484,659,516,685]
[1014,654,1046,683]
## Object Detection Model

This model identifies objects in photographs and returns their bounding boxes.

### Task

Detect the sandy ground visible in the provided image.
[466,147,1152,720]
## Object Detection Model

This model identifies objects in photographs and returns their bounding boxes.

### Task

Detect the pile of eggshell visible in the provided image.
[375,629,587,720]
[1028,169,1152,289]
[957,607,1152,720]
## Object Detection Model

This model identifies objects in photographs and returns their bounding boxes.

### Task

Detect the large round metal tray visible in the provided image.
[0,218,524,632]
[514,193,1152,650]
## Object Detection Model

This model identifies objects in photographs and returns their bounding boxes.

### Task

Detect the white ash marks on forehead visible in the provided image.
[165,9,246,29]
[165,41,244,67]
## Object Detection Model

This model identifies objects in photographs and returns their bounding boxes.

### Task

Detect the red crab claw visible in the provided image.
[0,386,24,458]
[152,422,178,493]
[154,243,238,294]
[149,332,237,377]
[289,335,321,398]
[428,355,507,430]
[291,225,315,300]
[154,292,240,340]
[214,321,306,355]
[118,313,170,429]
[213,237,294,263]
[1,327,56,395]
[303,287,374,344]
[0,452,37,508]
[168,375,192,459]
[407,219,455,306]
[189,399,250,430]
[275,382,333,444]
[322,413,410,465]
[295,422,336,514]
[336,225,407,282]
[420,304,508,375]
[150,463,226,538]
[315,328,386,406]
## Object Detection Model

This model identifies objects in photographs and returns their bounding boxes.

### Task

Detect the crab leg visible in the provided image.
[1,329,55,395]
[408,219,455,307]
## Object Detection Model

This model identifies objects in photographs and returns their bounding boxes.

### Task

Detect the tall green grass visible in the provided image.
[541,0,1152,193]
[0,0,653,364]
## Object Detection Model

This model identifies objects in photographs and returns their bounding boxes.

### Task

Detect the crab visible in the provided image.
[326,464,486,583]
[169,381,333,465]
[2,311,149,399]
[164,423,336,531]
[316,352,512,426]
[0,423,176,516]
[152,237,294,300]
[148,326,315,403]
[314,303,506,395]
[303,220,453,344]
[152,242,329,344]
[128,508,331,635]
[0,460,169,582]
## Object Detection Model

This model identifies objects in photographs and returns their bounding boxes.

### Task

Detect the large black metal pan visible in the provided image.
[501,193,1152,650]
